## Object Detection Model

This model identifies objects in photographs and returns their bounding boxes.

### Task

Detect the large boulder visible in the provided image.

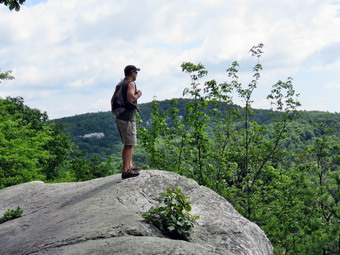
[0,170,273,255]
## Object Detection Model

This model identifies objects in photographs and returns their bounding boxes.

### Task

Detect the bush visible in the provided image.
[142,188,199,240]
[0,207,23,224]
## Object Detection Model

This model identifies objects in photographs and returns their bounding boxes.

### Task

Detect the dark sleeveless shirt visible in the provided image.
[117,80,137,122]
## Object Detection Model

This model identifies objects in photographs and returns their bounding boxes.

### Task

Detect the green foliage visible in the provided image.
[138,99,169,169]
[0,96,122,187]
[0,207,23,224]
[41,121,74,180]
[292,125,340,255]
[0,69,14,82]
[67,153,116,181]
[142,188,199,240]
[0,97,51,188]
[0,0,25,11]
[0,97,74,188]
[138,45,340,254]
[181,62,210,184]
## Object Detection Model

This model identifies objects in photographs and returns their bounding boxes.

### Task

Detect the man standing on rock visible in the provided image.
[114,65,142,179]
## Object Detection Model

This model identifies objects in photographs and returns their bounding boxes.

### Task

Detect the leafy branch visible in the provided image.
[0,207,23,224]
[0,0,26,11]
[0,70,15,83]
[142,188,199,240]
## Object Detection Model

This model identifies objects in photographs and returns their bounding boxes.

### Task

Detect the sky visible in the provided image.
[1,0,339,119]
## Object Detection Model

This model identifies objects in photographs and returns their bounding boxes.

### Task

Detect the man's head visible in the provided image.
[124,65,140,77]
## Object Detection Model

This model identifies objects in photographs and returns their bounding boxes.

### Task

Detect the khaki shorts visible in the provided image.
[115,119,137,146]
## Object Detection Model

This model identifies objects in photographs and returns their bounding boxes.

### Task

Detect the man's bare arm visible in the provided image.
[127,81,142,103]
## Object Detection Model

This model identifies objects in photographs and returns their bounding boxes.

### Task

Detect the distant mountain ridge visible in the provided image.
[54,98,340,161]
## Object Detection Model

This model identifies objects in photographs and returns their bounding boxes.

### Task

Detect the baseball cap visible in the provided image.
[124,65,141,75]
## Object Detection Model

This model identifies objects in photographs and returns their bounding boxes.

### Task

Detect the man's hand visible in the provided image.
[136,90,142,98]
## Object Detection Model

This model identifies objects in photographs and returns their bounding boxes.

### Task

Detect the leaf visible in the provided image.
[184,205,192,212]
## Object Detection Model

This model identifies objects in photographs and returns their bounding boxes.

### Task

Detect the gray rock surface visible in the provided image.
[0,170,273,255]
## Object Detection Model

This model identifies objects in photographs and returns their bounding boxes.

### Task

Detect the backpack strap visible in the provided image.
[120,80,131,105]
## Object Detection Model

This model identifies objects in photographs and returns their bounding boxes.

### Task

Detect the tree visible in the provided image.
[0,0,26,11]
[0,70,14,83]
[0,96,73,188]
[41,121,73,180]
[298,124,340,254]
[0,97,51,188]
[138,44,339,254]
[67,152,115,181]
[138,99,169,170]
[180,62,210,184]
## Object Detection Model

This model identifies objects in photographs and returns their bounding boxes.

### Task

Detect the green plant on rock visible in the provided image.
[142,188,199,240]
[0,207,23,224]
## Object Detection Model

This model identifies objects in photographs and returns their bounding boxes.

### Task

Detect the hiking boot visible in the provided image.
[130,166,141,171]
[122,168,140,179]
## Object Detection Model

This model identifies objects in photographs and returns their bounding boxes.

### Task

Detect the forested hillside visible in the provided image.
[54,99,340,163]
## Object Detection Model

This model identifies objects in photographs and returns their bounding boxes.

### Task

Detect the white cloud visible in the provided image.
[67,77,95,88]
[1,0,339,118]
[310,58,340,72]
[325,82,340,89]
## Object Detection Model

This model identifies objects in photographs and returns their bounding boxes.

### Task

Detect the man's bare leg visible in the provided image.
[121,145,139,179]
[122,145,133,172]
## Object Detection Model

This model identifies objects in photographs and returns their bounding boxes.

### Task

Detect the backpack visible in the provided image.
[111,80,138,117]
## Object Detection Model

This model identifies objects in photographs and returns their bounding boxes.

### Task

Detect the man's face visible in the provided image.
[132,71,138,81]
